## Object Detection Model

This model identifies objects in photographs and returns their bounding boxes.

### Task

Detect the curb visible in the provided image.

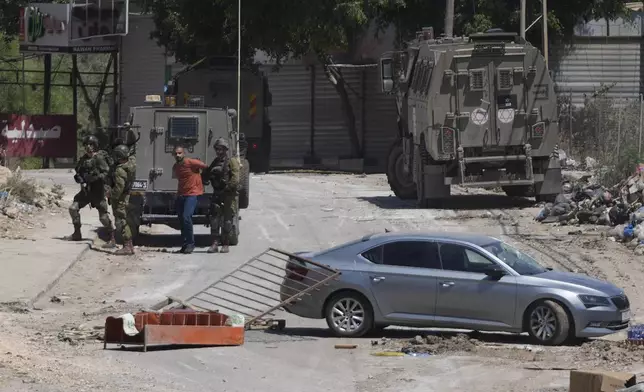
[29,242,92,307]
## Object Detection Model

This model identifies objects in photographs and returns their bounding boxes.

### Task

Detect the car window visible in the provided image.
[362,246,384,264]
[439,243,495,273]
[361,241,441,269]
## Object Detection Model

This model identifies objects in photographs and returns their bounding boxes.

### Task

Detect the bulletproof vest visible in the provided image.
[209,156,230,191]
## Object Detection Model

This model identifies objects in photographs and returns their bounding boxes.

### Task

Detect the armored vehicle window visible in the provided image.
[168,116,199,139]
[423,61,433,95]
[497,68,513,90]
[418,61,428,94]
[469,69,486,91]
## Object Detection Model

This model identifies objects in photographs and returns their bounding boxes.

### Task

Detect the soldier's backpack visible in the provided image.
[97,149,115,169]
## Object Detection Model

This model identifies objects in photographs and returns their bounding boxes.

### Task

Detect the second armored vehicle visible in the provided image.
[379,28,561,206]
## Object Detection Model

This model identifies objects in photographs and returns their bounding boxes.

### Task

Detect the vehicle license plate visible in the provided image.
[622,310,631,322]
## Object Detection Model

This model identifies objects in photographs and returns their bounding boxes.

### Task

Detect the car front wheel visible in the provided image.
[526,300,571,346]
[325,292,373,337]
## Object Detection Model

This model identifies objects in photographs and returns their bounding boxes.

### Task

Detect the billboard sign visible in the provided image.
[0,114,78,158]
[69,0,129,41]
[18,3,122,53]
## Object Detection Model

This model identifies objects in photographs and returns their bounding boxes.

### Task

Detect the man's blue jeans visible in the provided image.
[175,195,198,247]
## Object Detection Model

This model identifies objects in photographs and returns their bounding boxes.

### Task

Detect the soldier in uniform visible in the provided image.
[106,144,136,255]
[204,138,240,253]
[67,135,114,242]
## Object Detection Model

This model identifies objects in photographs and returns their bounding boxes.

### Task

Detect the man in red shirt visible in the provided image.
[172,145,208,254]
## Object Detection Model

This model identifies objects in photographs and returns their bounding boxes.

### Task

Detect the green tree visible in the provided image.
[378,0,628,47]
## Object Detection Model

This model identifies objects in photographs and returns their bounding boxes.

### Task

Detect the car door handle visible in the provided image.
[371,276,386,283]
[440,281,455,287]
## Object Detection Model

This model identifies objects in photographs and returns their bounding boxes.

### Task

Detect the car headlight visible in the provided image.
[578,295,611,308]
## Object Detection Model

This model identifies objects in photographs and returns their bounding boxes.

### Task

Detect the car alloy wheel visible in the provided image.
[331,298,365,332]
[530,305,557,341]
[325,292,374,337]
[526,300,570,345]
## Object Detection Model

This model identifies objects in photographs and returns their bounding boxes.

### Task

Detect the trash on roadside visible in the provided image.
[535,170,644,254]
[618,383,644,392]
[371,351,405,357]
[569,369,636,392]
[103,307,245,352]
[334,344,357,349]
[627,324,644,344]
[406,352,431,357]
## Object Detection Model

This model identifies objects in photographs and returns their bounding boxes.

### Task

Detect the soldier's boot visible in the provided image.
[114,240,134,256]
[220,237,230,254]
[207,239,219,254]
[65,224,83,241]
[102,230,117,249]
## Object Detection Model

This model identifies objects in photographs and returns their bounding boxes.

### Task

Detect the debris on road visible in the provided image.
[534,171,644,253]
[374,333,479,356]
[103,309,245,351]
[569,369,636,392]
[334,344,357,349]
[58,324,104,345]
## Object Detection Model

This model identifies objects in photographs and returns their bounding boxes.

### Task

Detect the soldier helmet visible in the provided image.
[214,138,229,150]
[83,135,99,148]
[112,144,130,160]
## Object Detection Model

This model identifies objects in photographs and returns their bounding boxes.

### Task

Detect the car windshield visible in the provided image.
[481,241,548,276]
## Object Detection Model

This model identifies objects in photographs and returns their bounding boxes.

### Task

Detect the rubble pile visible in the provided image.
[57,324,104,346]
[381,333,479,355]
[535,171,644,253]
[0,166,65,220]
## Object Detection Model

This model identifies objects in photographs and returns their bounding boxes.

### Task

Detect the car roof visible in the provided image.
[365,231,501,247]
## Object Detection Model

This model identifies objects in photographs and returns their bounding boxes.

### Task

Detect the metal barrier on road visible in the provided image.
[183,248,341,328]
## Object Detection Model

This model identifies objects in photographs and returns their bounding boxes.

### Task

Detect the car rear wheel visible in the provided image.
[526,300,570,346]
[325,292,373,338]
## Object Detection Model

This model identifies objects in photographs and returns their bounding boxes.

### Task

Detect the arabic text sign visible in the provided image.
[0,114,77,158]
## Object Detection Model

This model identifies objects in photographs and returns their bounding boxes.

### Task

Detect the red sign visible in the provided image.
[0,114,77,158]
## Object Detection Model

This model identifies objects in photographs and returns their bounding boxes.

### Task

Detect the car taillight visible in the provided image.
[441,126,456,154]
[531,121,545,138]
[286,261,308,281]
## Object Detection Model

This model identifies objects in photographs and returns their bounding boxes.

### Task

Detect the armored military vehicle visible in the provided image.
[379,28,561,207]
[124,95,250,245]
[168,56,272,173]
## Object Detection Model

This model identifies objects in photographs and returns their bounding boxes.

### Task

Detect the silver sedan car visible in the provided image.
[281,232,630,345]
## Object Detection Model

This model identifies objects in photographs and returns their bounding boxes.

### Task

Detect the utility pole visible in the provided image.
[444,0,454,37]
[542,0,549,67]
[520,0,526,38]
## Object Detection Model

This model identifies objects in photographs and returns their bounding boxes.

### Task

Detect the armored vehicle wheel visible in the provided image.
[503,185,533,198]
[386,139,417,200]
[239,158,250,209]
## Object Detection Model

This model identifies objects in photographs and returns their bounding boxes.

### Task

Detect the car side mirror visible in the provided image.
[380,57,394,93]
[484,265,506,279]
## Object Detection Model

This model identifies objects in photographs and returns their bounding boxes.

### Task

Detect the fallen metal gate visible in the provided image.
[181,248,341,328]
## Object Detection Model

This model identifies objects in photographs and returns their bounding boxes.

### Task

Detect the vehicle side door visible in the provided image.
[360,240,441,323]
[433,242,518,330]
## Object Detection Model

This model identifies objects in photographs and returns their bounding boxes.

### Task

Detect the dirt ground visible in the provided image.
[1,171,644,392]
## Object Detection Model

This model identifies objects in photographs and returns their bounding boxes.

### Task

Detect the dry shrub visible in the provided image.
[0,169,39,204]
[558,85,643,187]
